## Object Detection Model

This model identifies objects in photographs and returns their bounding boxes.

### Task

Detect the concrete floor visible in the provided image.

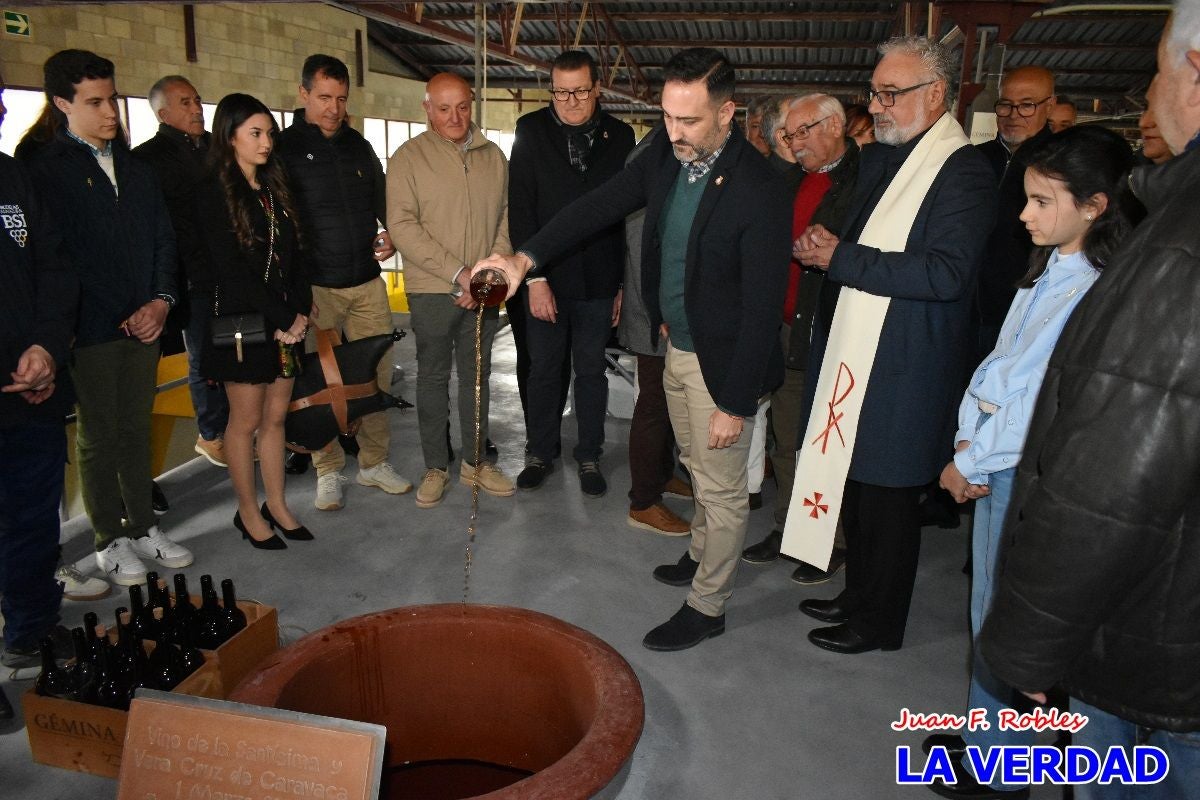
[0,314,1060,799]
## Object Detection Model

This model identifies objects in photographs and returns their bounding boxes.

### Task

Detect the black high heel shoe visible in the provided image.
[234,510,287,550]
[260,502,315,541]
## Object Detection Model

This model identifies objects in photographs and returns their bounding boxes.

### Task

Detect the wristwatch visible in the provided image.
[155,293,177,309]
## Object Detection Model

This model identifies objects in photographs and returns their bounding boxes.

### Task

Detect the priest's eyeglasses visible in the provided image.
[867,80,936,107]
[552,87,592,102]
[994,97,1051,118]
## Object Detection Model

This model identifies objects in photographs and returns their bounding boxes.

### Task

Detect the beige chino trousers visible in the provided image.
[663,344,755,617]
[308,277,394,474]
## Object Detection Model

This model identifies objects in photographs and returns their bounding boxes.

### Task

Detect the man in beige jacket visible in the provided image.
[387,73,515,508]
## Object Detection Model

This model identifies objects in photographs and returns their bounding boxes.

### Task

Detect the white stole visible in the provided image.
[781,113,969,568]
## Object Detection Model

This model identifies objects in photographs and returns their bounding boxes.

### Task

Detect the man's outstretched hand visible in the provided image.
[472,253,534,301]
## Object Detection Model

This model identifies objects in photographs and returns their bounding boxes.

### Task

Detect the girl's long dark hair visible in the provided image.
[1017,124,1142,287]
[208,93,300,251]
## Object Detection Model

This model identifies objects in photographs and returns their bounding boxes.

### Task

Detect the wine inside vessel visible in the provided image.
[469,268,508,307]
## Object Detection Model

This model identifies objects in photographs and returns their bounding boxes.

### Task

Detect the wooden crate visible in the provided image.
[23,648,219,778]
[24,600,278,777]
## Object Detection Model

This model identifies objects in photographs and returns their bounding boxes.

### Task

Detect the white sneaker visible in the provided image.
[55,563,111,601]
[96,537,149,587]
[357,462,413,494]
[316,472,347,511]
[131,525,194,568]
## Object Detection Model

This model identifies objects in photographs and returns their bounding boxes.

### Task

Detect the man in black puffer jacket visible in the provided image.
[980,10,1200,792]
[277,54,409,512]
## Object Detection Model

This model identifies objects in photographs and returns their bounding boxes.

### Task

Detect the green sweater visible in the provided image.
[657,169,710,352]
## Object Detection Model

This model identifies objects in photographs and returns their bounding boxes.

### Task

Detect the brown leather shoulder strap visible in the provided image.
[315,328,351,434]
[288,381,379,414]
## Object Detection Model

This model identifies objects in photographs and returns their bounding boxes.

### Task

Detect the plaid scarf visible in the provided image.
[552,105,601,173]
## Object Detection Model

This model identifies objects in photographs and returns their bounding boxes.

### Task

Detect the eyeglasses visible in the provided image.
[781,116,831,144]
[994,97,1051,118]
[551,87,592,102]
[866,80,936,108]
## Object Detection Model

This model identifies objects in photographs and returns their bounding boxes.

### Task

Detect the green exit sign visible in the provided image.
[4,11,31,37]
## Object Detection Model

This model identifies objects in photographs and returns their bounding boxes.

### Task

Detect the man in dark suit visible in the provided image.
[508,51,634,498]
[794,35,997,654]
[133,75,228,469]
[476,48,790,651]
[973,65,1056,362]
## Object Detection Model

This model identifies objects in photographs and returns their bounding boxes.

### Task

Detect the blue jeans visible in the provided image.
[962,467,1034,790]
[0,423,66,650]
[1072,698,1200,800]
[183,290,229,441]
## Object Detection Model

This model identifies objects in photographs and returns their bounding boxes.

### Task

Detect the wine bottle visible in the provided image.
[176,626,205,680]
[125,645,159,706]
[67,627,98,704]
[94,646,129,710]
[192,575,224,649]
[141,572,164,640]
[113,606,130,640]
[34,637,74,698]
[112,611,138,686]
[155,578,176,641]
[128,584,156,643]
[147,609,183,690]
[219,579,248,642]
[173,573,197,621]
[82,611,100,654]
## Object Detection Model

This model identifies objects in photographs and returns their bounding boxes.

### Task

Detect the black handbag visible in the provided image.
[210,313,268,363]
[210,188,276,363]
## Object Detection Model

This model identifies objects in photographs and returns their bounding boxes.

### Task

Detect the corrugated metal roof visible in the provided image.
[357,0,1167,118]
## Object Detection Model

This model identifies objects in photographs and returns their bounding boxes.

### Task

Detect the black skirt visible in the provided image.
[200,330,302,385]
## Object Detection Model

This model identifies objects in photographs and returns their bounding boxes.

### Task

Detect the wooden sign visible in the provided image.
[117,690,386,800]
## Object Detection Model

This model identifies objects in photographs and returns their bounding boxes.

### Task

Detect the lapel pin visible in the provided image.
[715,175,724,186]
[307,153,314,160]
[86,177,93,187]
[603,130,609,139]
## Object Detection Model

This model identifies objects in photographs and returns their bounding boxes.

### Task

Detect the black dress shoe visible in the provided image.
[923,733,966,758]
[517,457,552,490]
[260,502,314,541]
[285,451,311,475]
[929,756,1029,799]
[653,552,700,586]
[807,623,900,654]
[234,511,287,550]
[642,603,725,651]
[791,547,846,585]
[741,529,783,564]
[798,597,851,623]
[152,481,169,514]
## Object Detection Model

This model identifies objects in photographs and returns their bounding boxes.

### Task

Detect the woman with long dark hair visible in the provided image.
[196,93,313,549]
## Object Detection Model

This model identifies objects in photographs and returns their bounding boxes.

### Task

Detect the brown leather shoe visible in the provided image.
[627,504,690,536]
[663,476,694,497]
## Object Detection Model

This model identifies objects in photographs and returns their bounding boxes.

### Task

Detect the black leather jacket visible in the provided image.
[980,146,1200,732]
